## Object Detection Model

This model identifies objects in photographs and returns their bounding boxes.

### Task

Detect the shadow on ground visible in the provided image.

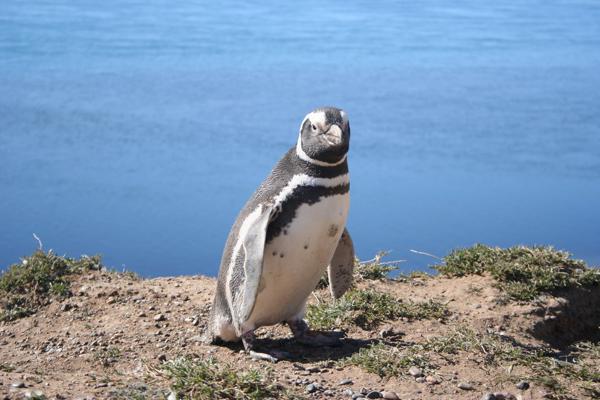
[530,286,600,349]
[220,334,379,363]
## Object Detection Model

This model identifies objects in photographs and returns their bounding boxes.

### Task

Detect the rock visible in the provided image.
[516,381,529,390]
[138,312,147,318]
[306,366,320,373]
[24,390,45,399]
[382,392,400,400]
[493,393,517,400]
[154,314,166,322]
[352,395,363,400]
[306,383,318,393]
[157,354,167,362]
[339,379,353,385]
[481,394,496,400]
[458,382,474,390]
[360,388,369,395]
[408,366,423,377]
[167,392,177,400]
[323,390,334,396]
[379,326,403,339]
[11,382,26,388]
[425,375,440,385]
[415,377,426,383]
[343,389,354,397]
[60,303,73,312]
[366,391,382,399]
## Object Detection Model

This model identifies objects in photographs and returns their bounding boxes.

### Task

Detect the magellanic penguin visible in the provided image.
[206,107,355,362]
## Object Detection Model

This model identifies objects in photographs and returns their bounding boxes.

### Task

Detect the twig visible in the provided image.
[409,249,442,260]
[311,292,322,305]
[32,233,43,250]
[374,259,407,266]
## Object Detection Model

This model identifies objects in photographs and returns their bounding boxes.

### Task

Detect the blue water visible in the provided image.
[1,1,599,276]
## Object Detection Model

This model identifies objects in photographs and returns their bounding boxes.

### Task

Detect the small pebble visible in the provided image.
[306,383,317,393]
[157,354,167,362]
[11,382,26,388]
[415,377,426,383]
[408,366,423,377]
[154,314,166,321]
[516,380,530,390]
[425,375,440,384]
[343,389,354,397]
[24,390,45,399]
[360,388,369,395]
[481,394,496,400]
[352,394,363,400]
[492,393,517,400]
[458,382,474,390]
[323,390,334,396]
[382,392,400,400]
[339,379,353,385]
[366,391,382,399]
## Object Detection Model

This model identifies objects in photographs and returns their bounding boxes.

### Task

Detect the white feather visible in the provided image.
[273,173,349,206]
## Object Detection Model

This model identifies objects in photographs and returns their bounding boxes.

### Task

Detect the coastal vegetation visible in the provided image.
[0,244,598,399]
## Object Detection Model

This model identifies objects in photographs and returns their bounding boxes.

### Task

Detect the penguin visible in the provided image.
[206,107,355,362]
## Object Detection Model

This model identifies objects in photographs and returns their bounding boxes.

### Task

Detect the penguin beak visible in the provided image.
[323,124,343,145]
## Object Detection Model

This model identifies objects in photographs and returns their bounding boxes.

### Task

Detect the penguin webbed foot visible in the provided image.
[287,319,344,347]
[242,330,289,363]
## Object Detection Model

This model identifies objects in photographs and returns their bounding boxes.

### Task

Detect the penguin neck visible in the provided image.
[289,146,349,179]
[295,137,347,167]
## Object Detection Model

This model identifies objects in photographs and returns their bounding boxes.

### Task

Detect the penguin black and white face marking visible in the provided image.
[296,107,350,166]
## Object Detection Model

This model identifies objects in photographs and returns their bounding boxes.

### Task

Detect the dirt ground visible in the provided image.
[1,269,598,400]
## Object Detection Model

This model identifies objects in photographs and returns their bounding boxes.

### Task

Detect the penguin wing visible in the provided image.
[237,203,274,325]
[327,228,355,299]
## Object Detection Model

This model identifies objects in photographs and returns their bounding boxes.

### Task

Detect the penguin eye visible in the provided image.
[311,124,317,131]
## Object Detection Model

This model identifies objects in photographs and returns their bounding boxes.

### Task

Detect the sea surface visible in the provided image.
[1,0,599,276]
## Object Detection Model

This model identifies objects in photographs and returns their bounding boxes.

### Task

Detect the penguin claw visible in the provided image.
[249,350,290,363]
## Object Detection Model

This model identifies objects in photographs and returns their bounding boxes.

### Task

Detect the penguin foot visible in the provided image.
[287,319,344,347]
[248,349,292,363]
[242,330,289,363]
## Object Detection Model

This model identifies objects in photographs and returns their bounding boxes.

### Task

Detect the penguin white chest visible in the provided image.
[245,193,349,328]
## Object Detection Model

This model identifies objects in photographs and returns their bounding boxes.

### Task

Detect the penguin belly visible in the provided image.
[243,193,349,330]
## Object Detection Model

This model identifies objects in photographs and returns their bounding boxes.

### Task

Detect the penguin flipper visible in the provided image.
[327,228,355,299]
[236,203,274,326]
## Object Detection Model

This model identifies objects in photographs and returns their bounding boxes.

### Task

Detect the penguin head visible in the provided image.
[297,107,350,165]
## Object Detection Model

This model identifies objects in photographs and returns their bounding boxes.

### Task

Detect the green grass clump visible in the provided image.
[161,357,296,400]
[422,326,525,362]
[306,289,447,330]
[0,250,102,321]
[355,252,401,280]
[0,363,15,372]
[345,327,598,396]
[94,346,121,367]
[341,342,430,378]
[420,327,599,395]
[316,252,400,290]
[434,244,600,300]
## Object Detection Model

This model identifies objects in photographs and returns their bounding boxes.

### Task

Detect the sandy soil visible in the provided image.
[0,270,598,400]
